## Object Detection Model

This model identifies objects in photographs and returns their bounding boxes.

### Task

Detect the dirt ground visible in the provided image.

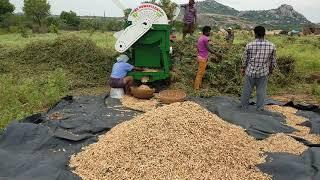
[271,94,319,105]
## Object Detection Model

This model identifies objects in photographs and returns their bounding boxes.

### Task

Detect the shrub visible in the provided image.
[18,25,29,38]
[78,18,123,32]
[277,55,295,74]
[10,35,117,88]
[46,16,60,27]
[48,24,59,34]
[172,37,244,97]
[32,24,48,33]
[286,36,297,43]
[60,11,80,28]
[172,36,305,97]
[269,55,300,88]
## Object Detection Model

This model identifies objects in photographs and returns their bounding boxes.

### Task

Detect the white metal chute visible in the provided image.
[114,3,169,53]
[113,30,124,39]
[115,19,153,53]
[111,0,127,12]
[172,6,181,21]
[128,3,169,25]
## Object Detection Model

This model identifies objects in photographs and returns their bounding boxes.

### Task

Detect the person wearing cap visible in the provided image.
[225,27,234,44]
[181,0,197,39]
[108,54,143,95]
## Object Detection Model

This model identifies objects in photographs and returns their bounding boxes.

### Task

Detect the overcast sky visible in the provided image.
[9,0,320,22]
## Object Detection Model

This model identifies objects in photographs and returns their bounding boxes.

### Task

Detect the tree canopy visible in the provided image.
[23,0,50,26]
[60,11,80,27]
[0,0,15,23]
[0,0,14,16]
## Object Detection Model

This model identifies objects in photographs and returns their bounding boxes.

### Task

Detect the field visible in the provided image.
[235,34,320,75]
[0,30,319,129]
[0,31,116,49]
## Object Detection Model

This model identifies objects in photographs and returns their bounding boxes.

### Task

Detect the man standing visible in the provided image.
[240,26,276,110]
[182,0,197,39]
[194,26,214,90]
[225,27,234,44]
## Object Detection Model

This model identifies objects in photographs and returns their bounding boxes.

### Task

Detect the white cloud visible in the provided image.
[9,0,320,22]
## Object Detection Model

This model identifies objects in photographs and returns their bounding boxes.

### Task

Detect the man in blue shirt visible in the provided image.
[108,54,143,94]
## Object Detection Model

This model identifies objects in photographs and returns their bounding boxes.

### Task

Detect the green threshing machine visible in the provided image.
[114,3,172,82]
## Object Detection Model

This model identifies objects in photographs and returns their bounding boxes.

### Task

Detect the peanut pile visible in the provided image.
[69,102,310,180]
[267,105,320,144]
[121,95,158,112]
[70,102,270,180]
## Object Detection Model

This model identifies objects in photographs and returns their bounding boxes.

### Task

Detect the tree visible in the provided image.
[23,0,50,27]
[0,0,15,23]
[0,0,14,15]
[159,0,178,21]
[123,8,132,19]
[145,0,178,21]
[46,16,60,27]
[60,11,80,27]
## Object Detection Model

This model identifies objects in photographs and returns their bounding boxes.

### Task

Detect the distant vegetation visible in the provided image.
[196,0,239,16]
[23,0,50,33]
[60,11,80,29]
[0,0,15,30]
[0,0,124,36]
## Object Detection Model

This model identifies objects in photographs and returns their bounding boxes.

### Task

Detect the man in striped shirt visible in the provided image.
[240,26,277,110]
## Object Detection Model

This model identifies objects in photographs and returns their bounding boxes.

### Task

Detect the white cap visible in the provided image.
[116,54,129,63]
[227,27,232,30]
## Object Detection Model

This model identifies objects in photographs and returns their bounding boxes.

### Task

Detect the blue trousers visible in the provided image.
[241,75,268,110]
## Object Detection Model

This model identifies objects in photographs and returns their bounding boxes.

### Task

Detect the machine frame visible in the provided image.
[128,24,171,82]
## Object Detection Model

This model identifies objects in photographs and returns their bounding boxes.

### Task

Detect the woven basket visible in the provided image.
[158,90,187,104]
[130,87,155,99]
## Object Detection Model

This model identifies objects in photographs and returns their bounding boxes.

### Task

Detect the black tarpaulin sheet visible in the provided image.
[1,96,320,180]
[192,96,296,140]
[0,95,139,180]
[284,101,320,113]
[296,111,320,135]
[249,98,320,135]
[259,148,320,180]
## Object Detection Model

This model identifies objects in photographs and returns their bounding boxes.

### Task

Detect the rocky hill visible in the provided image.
[238,4,310,26]
[196,0,238,16]
[180,0,311,30]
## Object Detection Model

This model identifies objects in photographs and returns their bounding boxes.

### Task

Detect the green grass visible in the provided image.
[269,36,320,75]
[234,33,319,100]
[0,31,116,49]
[234,33,320,75]
[0,69,68,129]
[278,44,320,74]
[0,33,59,48]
